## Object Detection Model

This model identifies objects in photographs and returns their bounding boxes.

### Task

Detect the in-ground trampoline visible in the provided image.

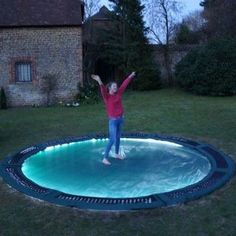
[0,133,235,211]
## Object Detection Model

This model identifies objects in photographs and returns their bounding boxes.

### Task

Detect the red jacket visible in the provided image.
[100,74,135,118]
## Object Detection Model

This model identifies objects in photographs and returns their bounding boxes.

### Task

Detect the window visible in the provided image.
[15,62,32,82]
[10,57,36,84]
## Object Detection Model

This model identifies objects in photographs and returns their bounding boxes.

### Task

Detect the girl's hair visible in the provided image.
[106,81,117,91]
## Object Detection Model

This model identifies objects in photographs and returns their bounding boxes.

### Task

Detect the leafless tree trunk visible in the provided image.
[144,0,182,86]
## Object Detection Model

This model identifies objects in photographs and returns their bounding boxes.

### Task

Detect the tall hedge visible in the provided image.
[101,0,161,90]
[175,38,236,96]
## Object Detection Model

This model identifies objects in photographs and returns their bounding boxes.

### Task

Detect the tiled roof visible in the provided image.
[0,0,84,27]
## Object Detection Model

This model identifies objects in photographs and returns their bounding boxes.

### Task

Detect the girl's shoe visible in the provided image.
[102,158,111,165]
[115,154,124,160]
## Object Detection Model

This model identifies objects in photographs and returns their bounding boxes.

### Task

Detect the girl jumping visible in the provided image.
[91,72,136,165]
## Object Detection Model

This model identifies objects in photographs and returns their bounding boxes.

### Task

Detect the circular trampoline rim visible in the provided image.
[0,132,235,211]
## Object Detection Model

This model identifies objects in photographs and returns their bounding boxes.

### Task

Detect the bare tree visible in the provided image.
[144,0,182,85]
[172,9,206,44]
[183,10,205,32]
[83,0,101,19]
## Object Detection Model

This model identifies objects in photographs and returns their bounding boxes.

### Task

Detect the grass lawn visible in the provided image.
[0,88,236,236]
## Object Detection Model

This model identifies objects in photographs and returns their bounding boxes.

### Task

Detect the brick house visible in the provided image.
[0,0,84,106]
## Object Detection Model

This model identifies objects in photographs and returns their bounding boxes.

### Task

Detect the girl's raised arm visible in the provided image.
[118,72,136,94]
[91,74,108,102]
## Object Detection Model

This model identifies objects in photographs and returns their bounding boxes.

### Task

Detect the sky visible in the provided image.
[175,0,202,15]
[98,0,203,43]
[100,0,203,17]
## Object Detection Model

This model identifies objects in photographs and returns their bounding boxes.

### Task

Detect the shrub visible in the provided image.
[175,24,201,45]
[75,82,100,105]
[132,56,162,91]
[0,87,7,109]
[175,38,236,96]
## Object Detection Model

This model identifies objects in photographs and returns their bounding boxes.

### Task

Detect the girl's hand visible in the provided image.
[91,74,100,81]
[130,72,136,77]
[91,74,103,85]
